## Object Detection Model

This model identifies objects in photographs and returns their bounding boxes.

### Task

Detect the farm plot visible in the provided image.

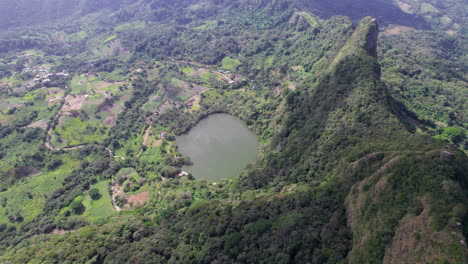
[49,74,132,148]
[0,89,58,126]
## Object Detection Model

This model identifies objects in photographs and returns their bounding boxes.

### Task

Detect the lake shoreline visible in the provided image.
[176,113,260,181]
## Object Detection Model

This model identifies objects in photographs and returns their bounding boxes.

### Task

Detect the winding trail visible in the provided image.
[44,112,87,152]
[106,148,126,160]
[43,98,89,152]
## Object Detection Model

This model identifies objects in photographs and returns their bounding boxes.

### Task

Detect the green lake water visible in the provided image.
[176,113,259,181]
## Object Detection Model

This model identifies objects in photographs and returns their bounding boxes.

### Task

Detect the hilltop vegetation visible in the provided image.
[0,0,466,263]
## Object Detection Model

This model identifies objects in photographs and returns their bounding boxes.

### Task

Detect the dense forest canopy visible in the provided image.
[0,0,466,263]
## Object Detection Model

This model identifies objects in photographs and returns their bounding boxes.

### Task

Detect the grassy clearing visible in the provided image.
[82,181,114,221]
[195,20,218,30]
[114,21,145,32]
[200,71,222,87]
[221,57,241,70]
[139,146,164,164]
[22,49,44,57]
[300,12,318,27]
[116,168,139,179]
[420,3,440,14]
[104,35,117,43]
[180,67,194,75]
[66,31,88,42]
[142,99,162,113]
[100,68,129,82]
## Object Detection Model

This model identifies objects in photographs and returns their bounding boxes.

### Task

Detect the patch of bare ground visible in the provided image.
[28,228,70,239]
[47,88,64,95]
[61,94,89,113]
[446,30,457,35]
[52,228,67,235]
[48,96,65,106]
[343,151,399,179]
[377,156,403,174]
[111,182,149,210]
[103,115,116,126]
[281,184,298,193]
[124,192,149,209]
[121,94,132,101]
[287,82,297,91]
[394,0,413,13]
[383,201,465,264]
[95,82,112,92]
[372,176,388,197]
[24,166,42,177]
[157,100,174,115]
[189,83,209,94]
[98,103,114,112]
[383,25,416,36]
[27,119,48,130]
[100,103,120,126]
[152,139,162,147]
[191,68,206,78]
[289,12,313,26]
[176,79,210,94]
[346,176,371,229]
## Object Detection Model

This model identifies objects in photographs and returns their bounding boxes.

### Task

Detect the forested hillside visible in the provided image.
[0,0,466,263]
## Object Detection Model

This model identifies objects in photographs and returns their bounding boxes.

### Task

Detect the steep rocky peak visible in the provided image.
[355,16,379,58]
[328,16,380,75]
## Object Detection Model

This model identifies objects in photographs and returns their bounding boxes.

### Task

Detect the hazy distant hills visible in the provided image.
[0,0,465,32]
[0,0,140,30]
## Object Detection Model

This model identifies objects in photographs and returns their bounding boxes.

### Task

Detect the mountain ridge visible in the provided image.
[0,1,466,263]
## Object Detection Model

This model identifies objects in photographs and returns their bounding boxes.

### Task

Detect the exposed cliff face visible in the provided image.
[363,17,378,59]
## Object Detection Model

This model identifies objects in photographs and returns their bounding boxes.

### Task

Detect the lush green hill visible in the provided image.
[0,0,466,263]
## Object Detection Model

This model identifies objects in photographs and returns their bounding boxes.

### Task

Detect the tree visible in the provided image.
[89,188,101,200]
[443,127,465,144]
[69,200,85,215]
[47,159,63,170]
